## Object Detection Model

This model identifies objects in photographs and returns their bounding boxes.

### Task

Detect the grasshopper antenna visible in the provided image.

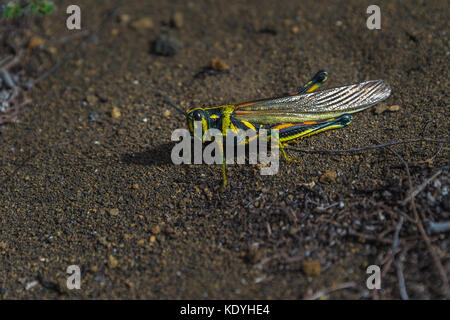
[155,90,192,120]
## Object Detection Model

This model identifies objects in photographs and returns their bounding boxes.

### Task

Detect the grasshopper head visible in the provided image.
[186,107,209,137]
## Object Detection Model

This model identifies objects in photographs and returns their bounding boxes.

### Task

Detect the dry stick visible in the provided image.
[0,55,21,71]
[387,147,450,299]
[377,202,416,224]
[391,217,409,300]
[396,248,409,300]
[46,30,90,45]
[285,138,448,154]
[381,247,402,279]
[347,229,394,245]
[305,282,357,300]
[400,170,443,205]
[427,221,450,235]
[393,217,404,250]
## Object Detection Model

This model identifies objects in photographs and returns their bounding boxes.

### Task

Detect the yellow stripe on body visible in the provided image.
[279,124,346,143]
[240,120,256,131]
[306,83,320,93]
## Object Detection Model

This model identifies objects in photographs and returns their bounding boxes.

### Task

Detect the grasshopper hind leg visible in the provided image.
[278,114,352,162]
[289,70,328,95]
[280,143,301,162]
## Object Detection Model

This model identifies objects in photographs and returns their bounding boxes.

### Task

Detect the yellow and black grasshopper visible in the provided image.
[160,70,391,190]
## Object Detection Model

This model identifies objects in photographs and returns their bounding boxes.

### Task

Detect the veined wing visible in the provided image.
[234,80,391,124]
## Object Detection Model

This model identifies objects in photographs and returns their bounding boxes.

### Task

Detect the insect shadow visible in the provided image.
[121,142,175,166]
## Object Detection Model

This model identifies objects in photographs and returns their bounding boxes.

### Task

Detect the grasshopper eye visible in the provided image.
[193,110,202,121]
[316,70,327,82]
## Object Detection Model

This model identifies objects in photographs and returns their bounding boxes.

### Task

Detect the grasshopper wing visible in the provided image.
[234,80,391,124]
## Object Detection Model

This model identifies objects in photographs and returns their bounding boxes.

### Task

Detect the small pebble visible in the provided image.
[153,33,182,56]
[319,170,337,184]
[25,281,38,290]
[130,17,153,32]
[291,25,300,34]
[0,101,9,113]
[388,105,400,112]
[302,181,316,189]
[151,225,161,235]
[28,36,45,49]
[111,107,121,119]
[109,208,119,216]
[302,260,321,277]
[210,58,231,72]
[108,255,119,268]
[374,104,388,114]
[171,12,184,28]
[48,47,57,55]
[89,113,100,121]
[118,14,131,25]
[374,104,400,114]
[85,95,98,105]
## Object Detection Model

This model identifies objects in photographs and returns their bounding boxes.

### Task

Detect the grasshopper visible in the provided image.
[160,70,391,191]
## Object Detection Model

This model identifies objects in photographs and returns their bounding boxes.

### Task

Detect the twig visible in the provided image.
[395,247,409,300]
[387,147,449,299]
[391,218,409,300]
[427,221,450,235]
[376,202,416,224]
[400,170,442,205]
[0,70,16,89]
[253,253,283,270]
[347,229,394,245]
[305,282,356,300]
[392,217,404,250]
[0,55,21,71]
[285,138,448,154]
[46,30,90,45]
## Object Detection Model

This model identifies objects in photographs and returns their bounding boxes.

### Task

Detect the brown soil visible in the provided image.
[0,0,448,299]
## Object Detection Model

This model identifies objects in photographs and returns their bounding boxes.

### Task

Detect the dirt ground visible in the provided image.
[0,0,449,299]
